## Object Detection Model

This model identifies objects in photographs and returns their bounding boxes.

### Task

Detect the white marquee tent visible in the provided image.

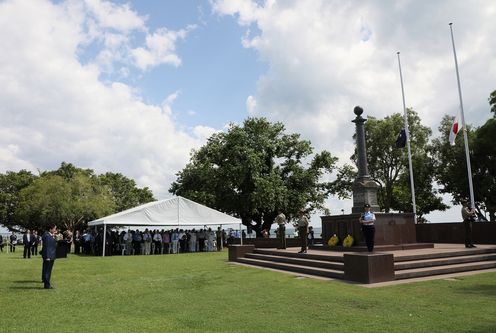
[88,196,242,256]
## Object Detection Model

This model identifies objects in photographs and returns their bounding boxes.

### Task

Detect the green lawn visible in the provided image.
[1,246,496,333]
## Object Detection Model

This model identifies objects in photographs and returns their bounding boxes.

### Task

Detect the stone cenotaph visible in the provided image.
[319,107,429,251]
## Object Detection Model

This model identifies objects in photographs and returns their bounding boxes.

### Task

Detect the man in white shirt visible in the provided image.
[23,230,33,258]
[153,230,162,254]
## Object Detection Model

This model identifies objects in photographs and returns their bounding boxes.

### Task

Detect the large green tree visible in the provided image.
[0,170,37,230]
[99,172,155,212]
[361,109,445,217]
[333,109,446,219]
[432,115,495,218]
[170,117,338,235]
[15,171,115,232]
[2,162,155,231]
[472,118,496,221]
[489,90,496,116]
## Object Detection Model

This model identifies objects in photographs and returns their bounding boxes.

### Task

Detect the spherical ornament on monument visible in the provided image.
[353,106,363,116]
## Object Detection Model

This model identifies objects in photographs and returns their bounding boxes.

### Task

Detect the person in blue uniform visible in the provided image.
[359,204,376,252]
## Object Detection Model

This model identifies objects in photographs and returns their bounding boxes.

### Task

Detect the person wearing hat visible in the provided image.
[297,210,309,253]
[359,204,376,252]
[274,210,287,249]
[461,199,477,248]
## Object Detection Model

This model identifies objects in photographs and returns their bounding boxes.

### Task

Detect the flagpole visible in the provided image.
[449,22,475,209]
[396,52,417,221]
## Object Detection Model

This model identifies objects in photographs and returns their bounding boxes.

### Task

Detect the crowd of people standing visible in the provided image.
[0,230,41,256]
[73,227,232,256]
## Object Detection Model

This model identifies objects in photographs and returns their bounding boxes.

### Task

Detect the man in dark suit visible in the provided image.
[23,230,33,258]
[31,230,40,256]
[41,224,58,289]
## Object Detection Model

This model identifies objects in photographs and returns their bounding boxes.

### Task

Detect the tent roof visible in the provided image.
[88,196,241,227]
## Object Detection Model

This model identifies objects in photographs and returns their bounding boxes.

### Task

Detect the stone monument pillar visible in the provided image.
[351,106,379,213]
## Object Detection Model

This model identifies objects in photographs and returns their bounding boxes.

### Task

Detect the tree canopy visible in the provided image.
[99,172,155,212]
[489,90,496,116]
[0,162,155,231]
[0,170,36,228]
[170,117,338,234]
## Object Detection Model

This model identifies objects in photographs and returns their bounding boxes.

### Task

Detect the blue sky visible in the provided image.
[1,0,495,227]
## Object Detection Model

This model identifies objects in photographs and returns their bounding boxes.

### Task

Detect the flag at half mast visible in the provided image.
[449,111,462,146]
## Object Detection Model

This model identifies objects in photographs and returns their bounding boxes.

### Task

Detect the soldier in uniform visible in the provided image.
[461,199,477,248]
[274,211,287,249]
[297,210,309,254]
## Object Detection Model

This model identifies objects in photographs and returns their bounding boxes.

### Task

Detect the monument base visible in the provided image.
[321,213,417,247]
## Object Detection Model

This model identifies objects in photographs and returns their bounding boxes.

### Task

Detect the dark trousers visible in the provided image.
[362,225,375,252]
[9,244,15,252]
[74,242,80,255]
[298,227,308,252]
[23,244,31,258]
[154,241,162,254]
[31,244,38,255]
[464,219,473,246]
[277,225,286,249]
[42,259,55,289]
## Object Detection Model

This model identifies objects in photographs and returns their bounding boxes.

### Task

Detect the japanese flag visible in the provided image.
[449,112,462,146]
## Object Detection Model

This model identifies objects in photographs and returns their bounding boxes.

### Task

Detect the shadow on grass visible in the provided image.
[9,280,44,289]
[456,284,496,297]
[464,323,496,333]
[9,286,45,290]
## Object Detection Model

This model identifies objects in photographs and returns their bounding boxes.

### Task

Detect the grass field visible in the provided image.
[1,246,496,333]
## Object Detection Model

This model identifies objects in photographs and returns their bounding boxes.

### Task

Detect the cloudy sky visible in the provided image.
[1,0,495,224]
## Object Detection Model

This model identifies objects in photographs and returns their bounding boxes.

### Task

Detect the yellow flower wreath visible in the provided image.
[343,234,354,247]
[328,234,339,246]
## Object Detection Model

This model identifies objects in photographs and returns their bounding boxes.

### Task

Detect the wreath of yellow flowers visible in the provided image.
[328,234,339,246]
[343,234,354,247]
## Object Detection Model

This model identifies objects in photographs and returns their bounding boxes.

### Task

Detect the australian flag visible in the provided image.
[395,128,407,148]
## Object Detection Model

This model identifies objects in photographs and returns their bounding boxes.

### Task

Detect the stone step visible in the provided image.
[237,257,345,279]
[253,249,344,263]
[394,247,496,262]
[310,243,434,252]
[395,254,496,270]
[395,260,496,280]
[246,253,344,271]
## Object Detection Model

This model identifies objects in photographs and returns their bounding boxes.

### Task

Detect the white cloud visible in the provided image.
[161,91,181,115]
[84,0,146,33]
[192,125,219,141]
[246,95,257,115]
[0,0,203,198]
[213,0,496,221]
[131,26,195,70]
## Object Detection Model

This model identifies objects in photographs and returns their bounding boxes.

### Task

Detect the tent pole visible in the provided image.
[102,224,107,257]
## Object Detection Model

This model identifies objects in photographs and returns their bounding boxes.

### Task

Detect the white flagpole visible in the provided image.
[396,52,417,222]
[449,22,475,209]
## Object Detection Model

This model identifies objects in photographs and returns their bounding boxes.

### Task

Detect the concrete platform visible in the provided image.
[229,243,496,286]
